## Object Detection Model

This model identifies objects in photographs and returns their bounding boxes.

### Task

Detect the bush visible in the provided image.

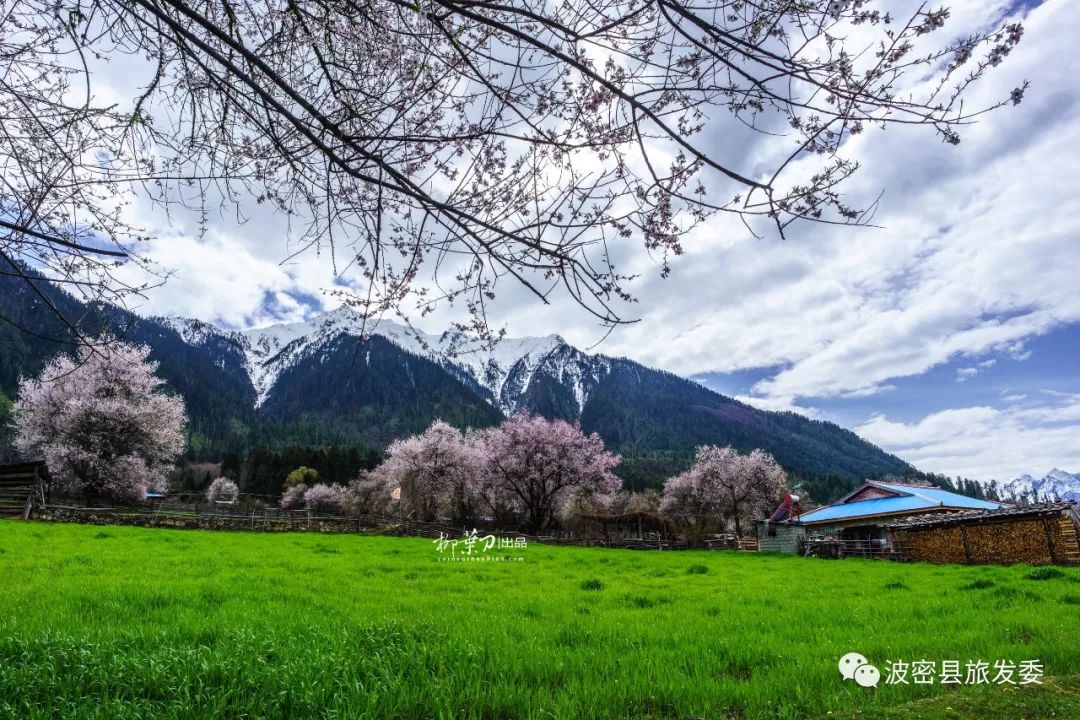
[280,484,306,510]
[304,483,348,514]
[1026,567,1065,581]
[205,477,239,504]
[285,466,319,489]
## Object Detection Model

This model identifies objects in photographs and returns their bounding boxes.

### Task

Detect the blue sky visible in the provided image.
[107,0,1079,482]
[694,323,1080,427]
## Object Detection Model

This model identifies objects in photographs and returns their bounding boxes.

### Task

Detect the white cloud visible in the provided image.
[113,230,319,328]
[575,0,1080,404]
[956,358,998,382]
[858,392,1080,481]
[83,0,1076,481]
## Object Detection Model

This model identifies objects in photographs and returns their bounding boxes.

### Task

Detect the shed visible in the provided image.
[755,519,806,554]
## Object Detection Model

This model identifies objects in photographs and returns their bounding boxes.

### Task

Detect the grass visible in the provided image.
[0,521,1078,719]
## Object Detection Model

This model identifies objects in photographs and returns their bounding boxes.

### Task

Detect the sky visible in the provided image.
[100,0,1078,483]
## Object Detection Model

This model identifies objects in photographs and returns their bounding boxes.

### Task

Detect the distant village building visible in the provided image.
[757,480,1002,557]
[798,480,1002,536]
[758,480,1080,565]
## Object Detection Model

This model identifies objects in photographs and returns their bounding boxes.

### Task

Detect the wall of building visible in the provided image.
[756,520,806,554]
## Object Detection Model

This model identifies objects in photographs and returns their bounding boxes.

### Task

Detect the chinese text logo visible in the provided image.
[433,529,527,562]
[839,652,1043,688]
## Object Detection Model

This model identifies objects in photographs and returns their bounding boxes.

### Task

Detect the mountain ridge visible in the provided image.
[151,306,915,483]
[0,269,916,487]
[1001,468,1080,503]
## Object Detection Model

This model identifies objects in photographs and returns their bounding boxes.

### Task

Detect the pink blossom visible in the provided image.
[303,483,348,514]
[374,420,483,523]
[661,446,786,537]
[280,484,306,510]
[13,342,186,503]
[478,413,621,533]
[206,477,239,504]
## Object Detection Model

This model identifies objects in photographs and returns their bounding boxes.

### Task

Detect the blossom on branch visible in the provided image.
[13,342,186,502]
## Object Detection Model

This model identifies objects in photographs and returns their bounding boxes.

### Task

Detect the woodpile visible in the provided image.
[892,504,1080,565]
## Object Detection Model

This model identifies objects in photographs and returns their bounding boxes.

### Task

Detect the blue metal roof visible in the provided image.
[799,482,1001,525]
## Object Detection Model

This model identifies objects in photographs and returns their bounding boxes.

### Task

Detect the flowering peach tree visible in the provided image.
[303,483,349,514]
[13,342,186,502]
[661,447,786,537]
[480,413,620,533]
[1,1,1027,340]
[374,420,483,523]
[206,477,239,504]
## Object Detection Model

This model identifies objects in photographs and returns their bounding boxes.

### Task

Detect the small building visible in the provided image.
[757,480,1003,556]
[798,480,1002,540]
[756,520,806,554]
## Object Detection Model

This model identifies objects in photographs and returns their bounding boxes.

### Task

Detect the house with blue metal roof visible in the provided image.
[757,480,1004,554]
[799,480,1003,527]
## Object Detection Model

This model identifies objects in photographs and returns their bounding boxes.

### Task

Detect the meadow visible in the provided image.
[0,520,1078,720]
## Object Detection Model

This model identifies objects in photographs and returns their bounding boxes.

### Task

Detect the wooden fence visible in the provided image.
[0,461,49,519]
[801,537,908,561]
[33,497,760,551]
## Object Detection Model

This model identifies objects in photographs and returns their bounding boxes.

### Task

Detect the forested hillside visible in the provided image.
[0,265,915,495]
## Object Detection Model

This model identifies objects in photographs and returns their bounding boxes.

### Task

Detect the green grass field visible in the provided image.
[0,520,1078,719]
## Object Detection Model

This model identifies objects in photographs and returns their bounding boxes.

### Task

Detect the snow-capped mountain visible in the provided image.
[160,307,612,413]
[1001,469,1080,503]
[146,305,919,482]
[0,266,918,485]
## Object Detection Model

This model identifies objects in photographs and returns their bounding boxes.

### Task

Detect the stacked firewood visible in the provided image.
[895,526,967,564]
[896,517,1075,565]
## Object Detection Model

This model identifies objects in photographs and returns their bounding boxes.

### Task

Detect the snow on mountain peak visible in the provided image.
[1002,469,1080,503]
[155,316,220,346]
[178,308,602,412]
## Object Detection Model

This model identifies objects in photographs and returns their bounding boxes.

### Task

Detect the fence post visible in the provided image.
[1042,516,1059,564]
[960,526,973,564]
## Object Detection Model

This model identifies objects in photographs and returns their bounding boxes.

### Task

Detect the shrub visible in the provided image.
[304,483,348,514]
[285,466,319,489]
[280,484,306,510]
[205,477,239,504]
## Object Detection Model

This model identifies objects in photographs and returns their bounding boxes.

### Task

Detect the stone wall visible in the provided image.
[755,520,806,553]
[34,507,388,534]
